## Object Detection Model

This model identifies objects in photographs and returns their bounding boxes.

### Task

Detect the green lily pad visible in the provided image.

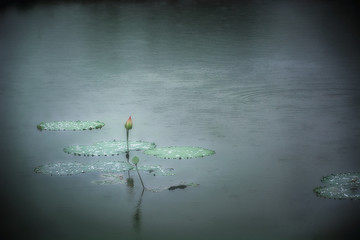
[34,161,174,176]
[37,121,105,131]
[34,161,133,176]
[314,173,360,200]
[64,140,156,156]
[321,172,360,185]
[143,146,215,159]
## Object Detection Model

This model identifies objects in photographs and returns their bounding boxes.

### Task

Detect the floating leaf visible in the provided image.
[34,161,134,176]
[37,121,105,131]
[34,161,174,176]
[314,185,360,200]
[143,146,215,159]
[314,172,360,200]
[64,140,156,156]
[321,173,360,186]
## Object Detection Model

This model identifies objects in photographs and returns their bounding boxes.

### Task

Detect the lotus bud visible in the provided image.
[132,156,139,165]
[125,116,133,130]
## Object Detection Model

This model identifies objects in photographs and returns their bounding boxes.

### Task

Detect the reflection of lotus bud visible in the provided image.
[125,116,133,130]
[126,177,134,188]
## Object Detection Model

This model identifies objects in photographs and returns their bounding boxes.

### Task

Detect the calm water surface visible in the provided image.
[1,0,360,239]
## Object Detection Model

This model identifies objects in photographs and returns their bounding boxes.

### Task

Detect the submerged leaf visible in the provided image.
[143,146,215,159]
[314,172,360,200]
[146,182,200,192]
[91,173,126,185]
[64,140,156,156]
[137,165,175,176]
[37,121,105,131]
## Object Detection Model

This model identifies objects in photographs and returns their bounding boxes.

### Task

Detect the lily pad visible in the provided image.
[64,140,156,156]
[37,121,105,131]
[34,161,134,176]
[314,173,360,200]
[34,161,174,176]
[321,172,360,186]
[143,146,215,159]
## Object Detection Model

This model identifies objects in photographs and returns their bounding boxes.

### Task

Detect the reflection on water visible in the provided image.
[1,0,360,239]
[125,152,134,191]
[133,188,144,232]
[126,149,144,233]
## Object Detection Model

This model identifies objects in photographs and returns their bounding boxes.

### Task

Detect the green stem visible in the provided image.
[126,129,129,153]
[135,164,145,191]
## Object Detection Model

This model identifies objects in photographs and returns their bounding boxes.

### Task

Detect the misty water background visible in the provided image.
[1,0,360,239]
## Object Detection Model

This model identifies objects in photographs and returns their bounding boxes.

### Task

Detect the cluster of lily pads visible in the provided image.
[35,118,215,191]
[37,120,105,131]
[314,172,360,200]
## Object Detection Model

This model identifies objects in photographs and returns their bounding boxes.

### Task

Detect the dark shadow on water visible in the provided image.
[168,184,187,190]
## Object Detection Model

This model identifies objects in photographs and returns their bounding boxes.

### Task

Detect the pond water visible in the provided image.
[1,0,360,239]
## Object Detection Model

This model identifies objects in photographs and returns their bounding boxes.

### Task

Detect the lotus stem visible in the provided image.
[126,129,129,153]
[135,164,145,191]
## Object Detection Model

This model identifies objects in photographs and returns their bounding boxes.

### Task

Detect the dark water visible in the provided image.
[1,0,360,239]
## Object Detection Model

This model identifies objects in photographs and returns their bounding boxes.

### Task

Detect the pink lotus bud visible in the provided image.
[125,116,133,130]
